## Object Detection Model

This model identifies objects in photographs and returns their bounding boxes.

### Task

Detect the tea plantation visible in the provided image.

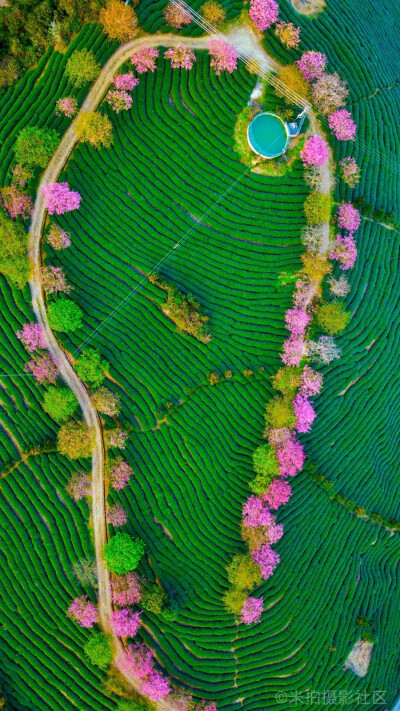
[0,0,399,708]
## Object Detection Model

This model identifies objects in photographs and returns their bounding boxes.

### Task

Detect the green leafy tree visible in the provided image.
[116,701,148,711]
[223,586,247,616]
[0,212,27,288]
[141,584,167,615]
[14,126,59,168]
[65,49,100,88]
[226,552,262,590]
[103,533,145,574]
[250,444,280,494]
[42,387,78,422]
[48,299,83,332]
[84,632,113,670]
[272,366,301,397]
[316,302,350,335]
[75,348,109,386]
[265,397,296,429]
[304,192,331,225]
[57,421,92,459]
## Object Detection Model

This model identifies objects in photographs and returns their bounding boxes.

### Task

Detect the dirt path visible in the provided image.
[28,26,333,708]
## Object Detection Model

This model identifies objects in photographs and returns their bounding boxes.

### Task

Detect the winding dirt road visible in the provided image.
[28,26,332,709]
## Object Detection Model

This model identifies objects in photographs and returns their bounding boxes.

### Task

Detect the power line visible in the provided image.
[72,164,252,355]
[172,0,400,177]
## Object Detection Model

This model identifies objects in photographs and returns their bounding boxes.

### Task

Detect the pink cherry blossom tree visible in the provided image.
[111,608,141,637]
[56,97,78,118]
[112,72,139,91]
[296,51,327,81]
[242,496,274,527]
[106,89,132,113]
[267,427,292,449]
[328,109,357,141]
[293,279,314,309]
[251,544,280,579]
[47,224,71,250]
[276,436,305,477]
[66,471,91,501]
[293,394,316,433]
[116,643,154,677]
[249,0,278,31]
[339,157,360,187]
[42,182,81,215]
[139,669,170,701]
[300,135,329,167]
[281,337,306,366]
[261,479,292,509]
[67,595,98,627]
[311,73,348,115]
[164,45,196,70]
[274,21,300,48]
[131,46,159,73]
[336,202,361,233]
[39,266,72,294]
[285,308,311,337]
[111,571,142,605]
[164,1,191,28]
[107,429,128,448]
[16,323,46,352]
[107,503,128,526]
[25,355,58,384]
[329,235,357,270]
[208,39,238,75]
[241,596,263,624]
[0,185,32,219]
[108,458,133,490]
[300,365,323,397]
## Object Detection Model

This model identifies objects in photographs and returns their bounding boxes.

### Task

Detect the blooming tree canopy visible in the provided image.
[139,669,170,701]
[111,571,142,605]
[276,436,305,477]
[39,266,71,294]
[311,72,348,115]
[261,478,292,509]
[164,45,196,70]
[43,182,81,215]
[296,51,327,81]
[16,323,45,351]
[108,458,133,489]
[0,185,32,219]
[251,544,280,579]
[112,72,139,91]
[241,596,263,624]
[242,496,274,528]
[281,337,306,366]
[66,471,91,501]
[107,504,128,526]
[110,608,141,637]
[249,0,279,31]
[106,89,132,113]
[293,394,316,433]
[307,336,341,364]
[56,97,78,118]
[131,46,159,73]
[337,202,361,233]
[285,308,311,337]
[47,224,71,250]
[100,0,138,42]
[274,21,300,48]
[330,235,357,270]
[339,157,360,187]
[25,355,58,384]
[208,39,238,75]
[300,135,329,167]
[164,1,191,28]
[300,366,323,397]
[116,643,153,677]
[328,109,357,141]
[67,595,98,627]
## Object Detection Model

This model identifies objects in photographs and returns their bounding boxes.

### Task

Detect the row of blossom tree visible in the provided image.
[222,3,362,626]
